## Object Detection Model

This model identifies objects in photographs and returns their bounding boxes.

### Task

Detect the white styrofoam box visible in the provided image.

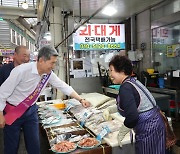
[173,70,180,77]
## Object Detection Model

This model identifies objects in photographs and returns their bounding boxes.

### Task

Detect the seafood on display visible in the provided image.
[52,140,76,153]
[78,137,100,148]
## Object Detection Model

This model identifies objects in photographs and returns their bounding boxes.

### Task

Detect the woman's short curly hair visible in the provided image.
[109,55,133,76]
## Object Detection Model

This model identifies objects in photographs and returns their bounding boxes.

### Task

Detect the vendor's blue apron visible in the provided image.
[116,78,166,154]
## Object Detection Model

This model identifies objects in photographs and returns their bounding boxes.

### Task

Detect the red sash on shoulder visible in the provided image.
[4,73,51,125]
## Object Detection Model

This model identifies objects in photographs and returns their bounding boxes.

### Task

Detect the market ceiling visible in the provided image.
[52,0,166,20]
[51,0,168,48]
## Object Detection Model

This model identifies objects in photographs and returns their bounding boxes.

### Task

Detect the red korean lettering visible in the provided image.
[79,25,91,36]
[95,25,101,36]
[95,25,106,36]
[109,25,120,36]
[101,25,106,36]
[160,28,168,37]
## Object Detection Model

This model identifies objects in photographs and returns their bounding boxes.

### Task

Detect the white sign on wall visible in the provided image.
[73,24,125,50]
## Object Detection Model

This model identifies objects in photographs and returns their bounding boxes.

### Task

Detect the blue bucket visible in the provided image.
[158,78,164,88]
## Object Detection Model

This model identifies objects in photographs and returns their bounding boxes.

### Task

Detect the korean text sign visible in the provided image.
[73,24,125,50]
[0,49,14,56]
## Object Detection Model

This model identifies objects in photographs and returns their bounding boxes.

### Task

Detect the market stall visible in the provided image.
[103,87,171,116]
[37,93,135,154]
[147,87,180,120]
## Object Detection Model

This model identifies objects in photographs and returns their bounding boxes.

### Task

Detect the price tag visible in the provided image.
[63,102,74,113]
[96,126,111,141]
[80,112,88,127]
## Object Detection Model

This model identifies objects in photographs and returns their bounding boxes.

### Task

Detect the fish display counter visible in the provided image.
[37,93,135,154]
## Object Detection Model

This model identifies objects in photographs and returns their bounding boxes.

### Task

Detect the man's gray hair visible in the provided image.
[15,45,28,54]
[37,45,59,61]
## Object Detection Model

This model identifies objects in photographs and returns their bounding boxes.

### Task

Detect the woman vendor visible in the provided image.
[103,55,166,154]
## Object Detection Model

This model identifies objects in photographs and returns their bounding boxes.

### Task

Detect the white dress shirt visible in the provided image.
[0,62,74,111]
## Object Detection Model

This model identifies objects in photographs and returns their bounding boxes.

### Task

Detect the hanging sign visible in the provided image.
[166,44,180,57]
[73,24,125,50]
[0,49,14,56]
[39,38,50,49]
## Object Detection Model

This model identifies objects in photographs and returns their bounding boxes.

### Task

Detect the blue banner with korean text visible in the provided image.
[73,24,125,50]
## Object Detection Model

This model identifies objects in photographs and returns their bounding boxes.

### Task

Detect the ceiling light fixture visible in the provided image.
[22,1,28,9]
[102,6,117,16]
